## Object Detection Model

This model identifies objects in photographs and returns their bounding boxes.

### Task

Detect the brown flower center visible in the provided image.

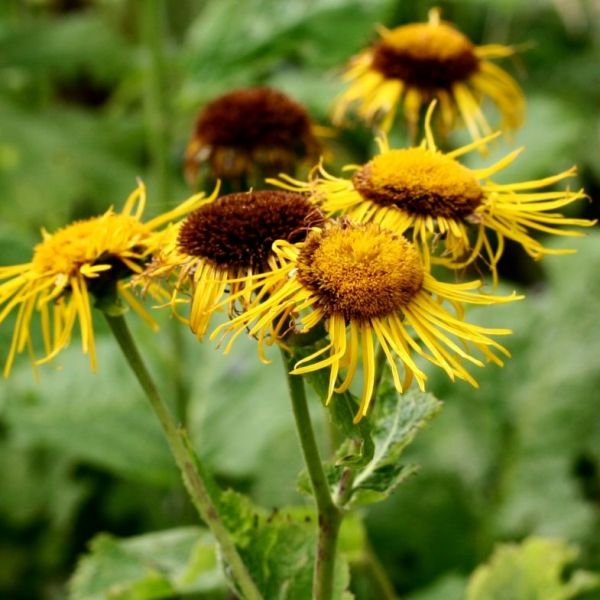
[177,190,324,271]
[352,148,484,219]
[297,222,424,321]
[193,87,315,152]
[372,23,479,88]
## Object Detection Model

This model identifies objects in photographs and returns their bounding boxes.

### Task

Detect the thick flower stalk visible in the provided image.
[333,8,524,139]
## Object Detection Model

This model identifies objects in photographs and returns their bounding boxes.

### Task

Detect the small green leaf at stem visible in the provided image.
[348,373,442,506]
[301,362,442,508]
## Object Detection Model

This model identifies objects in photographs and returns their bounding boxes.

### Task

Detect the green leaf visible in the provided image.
[69,527,223,600]
[466,537,600,600]
[219,491,353,599]
[345,375,442,506]
[294,346,441,506]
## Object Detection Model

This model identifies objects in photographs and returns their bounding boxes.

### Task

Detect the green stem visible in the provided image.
[105,313,262,600]
[140,0,189,426]
[281,349,342,600]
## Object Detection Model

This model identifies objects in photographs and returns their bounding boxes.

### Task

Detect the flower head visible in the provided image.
[213,221,520,422]
[146,189,325,341]
[0,183,205,376]
[275,105,592,281]
[184,87,322,186]
[333,8,524,139]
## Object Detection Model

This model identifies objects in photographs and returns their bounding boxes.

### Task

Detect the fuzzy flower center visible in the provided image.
[31,214,149,278]
[352,147,484,219]
[372,23,479,88]
[177,190,324,271]
[193,87,314,152]
[297,223,424,321]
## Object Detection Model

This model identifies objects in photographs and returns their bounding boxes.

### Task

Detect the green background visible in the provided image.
[0,0,599,598]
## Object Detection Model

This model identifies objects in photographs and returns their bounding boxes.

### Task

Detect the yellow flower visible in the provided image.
[213,221,521,422]
[145,189,325,346]
[0,182,205,376]
[184,87,322,187]
[275,104,592,282]
[333,8,524,139]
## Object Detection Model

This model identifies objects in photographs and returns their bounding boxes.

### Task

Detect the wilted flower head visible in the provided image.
[333,8,524,140]
[213,220,521,422]
[144,188,325,343]
[0,183,205,376]
[184,87,322,187]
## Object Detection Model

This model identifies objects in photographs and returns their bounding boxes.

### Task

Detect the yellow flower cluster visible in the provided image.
[0,10,594,422]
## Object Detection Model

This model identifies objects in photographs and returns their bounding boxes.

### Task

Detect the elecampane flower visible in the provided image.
[275,106,592,281]
[333,8,524,139]
[213,221,521,422]
[185,87,322,186]
[0,183,204,376]
[144,189,325,344]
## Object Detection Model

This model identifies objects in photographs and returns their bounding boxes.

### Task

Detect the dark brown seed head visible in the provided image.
[185,87,321,183]
[194,87,315,152]
[177,190,325,271]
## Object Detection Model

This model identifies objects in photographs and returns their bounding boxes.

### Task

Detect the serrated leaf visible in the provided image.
[467,537,600,600]
[69,527,223,600]
[219,491,353,600]
[347,375,442,506]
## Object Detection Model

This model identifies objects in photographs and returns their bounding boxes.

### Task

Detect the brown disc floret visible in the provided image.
[177,190,324,271]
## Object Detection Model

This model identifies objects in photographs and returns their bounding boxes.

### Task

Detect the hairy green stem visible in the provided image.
[105,313,262,600]
[140,0,189,426]
[282,350,342,600]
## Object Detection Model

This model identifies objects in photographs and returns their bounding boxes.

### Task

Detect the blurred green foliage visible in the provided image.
[1,0,599,598]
